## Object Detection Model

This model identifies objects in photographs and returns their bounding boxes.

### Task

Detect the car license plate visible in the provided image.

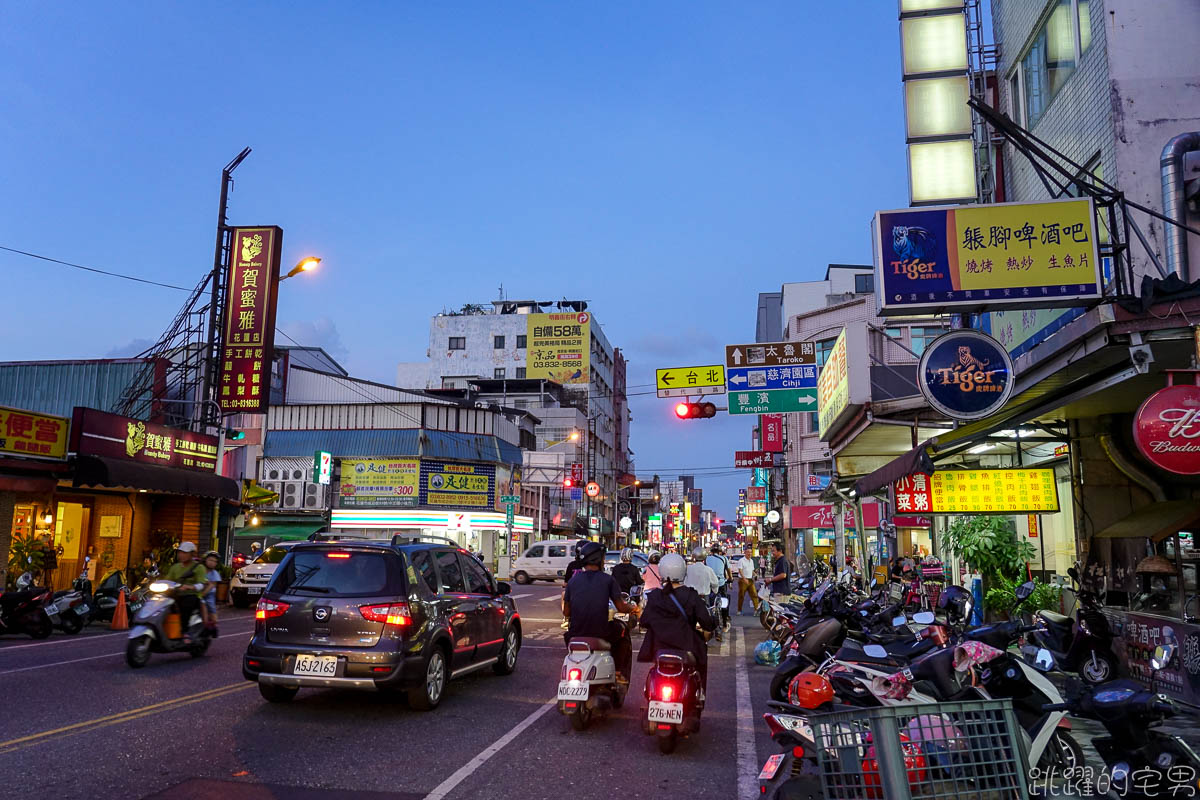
[293,655,338,676]
[247,587,261,595]
[557,681,589,701]
[758,753,786,781]
[75,604,89,614]
[647,701,684,724]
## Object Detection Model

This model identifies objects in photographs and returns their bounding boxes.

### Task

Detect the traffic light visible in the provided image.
[673,402,717,420]
[563,477,574,489]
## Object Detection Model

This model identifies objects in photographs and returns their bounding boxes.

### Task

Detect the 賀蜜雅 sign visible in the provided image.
[874,197,1101,316]
[220,227,283,413]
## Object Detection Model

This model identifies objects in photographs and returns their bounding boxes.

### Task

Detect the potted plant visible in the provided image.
[941,515,1037,620]
[215,563,233,603]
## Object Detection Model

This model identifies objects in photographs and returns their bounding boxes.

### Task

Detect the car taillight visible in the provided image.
[256,599,289,620]
[661,684,674,702]
[568,668,582,682]
[359,602,412,627]
[327,553,351,559]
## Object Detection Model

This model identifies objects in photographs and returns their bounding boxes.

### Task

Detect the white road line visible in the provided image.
[734,627,758,799]
[0,630,130,651]
[538,595,560,602]
[516,617,563,623]
[0,652,121,675]
[509,593,532,599]
[422,699,556,800]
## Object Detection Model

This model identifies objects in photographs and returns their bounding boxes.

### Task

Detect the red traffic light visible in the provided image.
[674,402,717,420]
[563,477,573,489]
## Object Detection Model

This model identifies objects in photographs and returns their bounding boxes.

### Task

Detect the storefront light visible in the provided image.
[900,14,968,77]
[899,0,964,12]
[908,139,976,204]
[904,76,972,140]
[42,511,54,525]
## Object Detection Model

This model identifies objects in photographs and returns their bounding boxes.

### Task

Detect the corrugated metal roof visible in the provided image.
[264,428,523,466]
[0,360,154,418]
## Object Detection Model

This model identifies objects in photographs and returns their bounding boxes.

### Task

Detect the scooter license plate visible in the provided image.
[293,655,338,676]
[647,701,684,724]
[247,587,261,595]
[76,604,89,614]
[44,602,58,615]
[758,753,786,781]
[557,681,589,701]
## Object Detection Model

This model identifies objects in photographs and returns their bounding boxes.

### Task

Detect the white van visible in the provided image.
[511,540,585,584]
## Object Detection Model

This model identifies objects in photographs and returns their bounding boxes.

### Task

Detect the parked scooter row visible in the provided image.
[0,557,148,639]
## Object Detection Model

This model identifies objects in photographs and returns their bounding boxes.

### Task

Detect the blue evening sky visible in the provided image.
[1,2,911,519]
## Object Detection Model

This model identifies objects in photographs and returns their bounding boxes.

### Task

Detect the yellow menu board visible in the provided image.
[930,469,1058,514]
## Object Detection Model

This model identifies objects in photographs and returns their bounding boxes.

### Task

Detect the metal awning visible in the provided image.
[232,522,325,541]
[1093,501,1200,542]
[73,455,240,500]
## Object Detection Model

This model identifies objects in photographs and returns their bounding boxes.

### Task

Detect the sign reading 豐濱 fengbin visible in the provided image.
[918,330,1014,421]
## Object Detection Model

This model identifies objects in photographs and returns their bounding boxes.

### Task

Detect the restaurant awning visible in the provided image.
[232,522,325,541]
[73,455,240,501]
[1093,501,1200,542]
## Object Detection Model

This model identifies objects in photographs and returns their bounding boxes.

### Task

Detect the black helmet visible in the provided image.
[580,541,605,567]
[938,585,973,624]
[574,540,587,559]
[710,543,723,555]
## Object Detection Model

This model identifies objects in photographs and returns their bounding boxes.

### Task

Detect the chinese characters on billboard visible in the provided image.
[526,312,590,385]
[875,198,1101,315]
[338,458,420,508]
[420,460,495,508]
[817,328,849,436]
[70,408,218,473]
[220,227,282,413]
[0,406,69,460]
[762,414,783,453]
[894,469,1059,514]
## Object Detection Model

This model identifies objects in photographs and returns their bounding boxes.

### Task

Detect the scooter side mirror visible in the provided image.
[863,644,889,659]
[1015,581,1036,601]
[1034,648,1056,672]
[1152,644,1176,671]
[892,615,908,627]
[870,578,878,589]
[913,611,936,625]
[1067,566,1080,583]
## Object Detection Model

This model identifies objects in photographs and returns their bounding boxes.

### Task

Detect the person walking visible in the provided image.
[735,551,760,614]
[766,542,792,597]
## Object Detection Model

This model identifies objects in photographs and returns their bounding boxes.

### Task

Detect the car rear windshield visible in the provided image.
[256,546,290,564]
[270,551,399,597]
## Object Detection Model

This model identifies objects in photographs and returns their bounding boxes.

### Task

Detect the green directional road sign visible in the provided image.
[727,388,818,415]
[500,494,520,505]
[505,507,515,525]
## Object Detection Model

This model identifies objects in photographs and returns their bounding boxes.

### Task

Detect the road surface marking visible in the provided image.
[734,627,757,799]
[538,595,560,602]
[0,614,256,652]
[0,625,258,675]
[422,699,556,800]
[0,681,251,755]
[509,593,531,599]
[515,617,563,623]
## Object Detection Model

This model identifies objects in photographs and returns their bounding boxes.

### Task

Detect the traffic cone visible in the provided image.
[110,588,129,631]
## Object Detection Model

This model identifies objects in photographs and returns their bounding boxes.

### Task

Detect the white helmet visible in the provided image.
[659,553,687,584]
[177,541,197,554]
[691,547,707,562]
[620,547,634,563]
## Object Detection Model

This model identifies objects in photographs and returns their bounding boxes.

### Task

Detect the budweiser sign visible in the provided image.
[1133,374,1200,475]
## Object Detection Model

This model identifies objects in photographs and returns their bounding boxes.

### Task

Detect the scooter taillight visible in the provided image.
[661,684,674,702]
[568,668,582,682]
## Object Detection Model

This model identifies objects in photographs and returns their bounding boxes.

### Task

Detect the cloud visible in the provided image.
[626,327,721,363]
[104,338,155,358]
[279,317,350,364]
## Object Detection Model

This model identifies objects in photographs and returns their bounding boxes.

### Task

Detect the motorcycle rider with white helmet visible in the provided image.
[611,547,644,595]
[638,553,716,691]
[684,547,720,602]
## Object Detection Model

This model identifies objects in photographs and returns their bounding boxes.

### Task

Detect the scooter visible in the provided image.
[125,579,211,667]
[1027,565,1118,684]
[91,568,142,623]
[0,571,53,639]
[1044,643,1200,799]
[46,558,96,634]
[643,648,704,754]
[557,590,638,730]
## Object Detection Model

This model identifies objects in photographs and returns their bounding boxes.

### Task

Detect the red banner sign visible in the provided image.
[570,463,584,483]
[735,451,774,468]
[1027,515,1039,538]
[762,414,783,452]
[70,408,219,473]
[220,227,283,413]
[894,473,933,514]
[1133,374,1200,475]
[892,516,931,528]
[789,503,881,529]
[746,486,766,502]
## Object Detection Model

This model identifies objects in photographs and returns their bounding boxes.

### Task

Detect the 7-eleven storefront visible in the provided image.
[330,509,533,575]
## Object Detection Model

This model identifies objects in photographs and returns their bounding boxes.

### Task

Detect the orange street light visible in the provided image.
[281,256,322,281]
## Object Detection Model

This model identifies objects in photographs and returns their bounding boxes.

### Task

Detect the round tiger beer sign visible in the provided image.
[917,330,1015,421]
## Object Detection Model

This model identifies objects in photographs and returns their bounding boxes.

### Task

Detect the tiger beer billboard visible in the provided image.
[873,198,1102,316]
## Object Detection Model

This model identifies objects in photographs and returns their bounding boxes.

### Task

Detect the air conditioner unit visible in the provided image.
[265,467,285,482]
[280,481,304,509]
[259,481,283,508]
[303,483,326,509]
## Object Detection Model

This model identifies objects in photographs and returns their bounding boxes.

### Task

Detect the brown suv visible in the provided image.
[242,539,520,710]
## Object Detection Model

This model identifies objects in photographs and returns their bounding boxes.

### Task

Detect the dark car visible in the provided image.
[242,538,521,710]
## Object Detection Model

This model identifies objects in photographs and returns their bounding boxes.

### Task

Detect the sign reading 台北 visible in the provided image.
[918,330,1015,421]
[874,197,1102,316]
[734,451,774,469]
[894,469,1059,514]
[656,365,725,398]
[421,460,495,508]
[1133,372,1200,475]
[526,312,590,385]
[70,408,218,473]
[0,406,69,461]
[338,458,420,508]
[220,227,283,413]
[762,414,783,452]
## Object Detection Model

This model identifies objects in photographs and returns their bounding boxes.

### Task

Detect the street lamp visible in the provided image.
[280,256,321,281]
[545,429,580,448]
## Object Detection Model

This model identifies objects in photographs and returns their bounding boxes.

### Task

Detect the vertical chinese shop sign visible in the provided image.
[220,227,283,413]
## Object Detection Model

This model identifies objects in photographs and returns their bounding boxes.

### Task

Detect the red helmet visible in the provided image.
[788,672,835,710]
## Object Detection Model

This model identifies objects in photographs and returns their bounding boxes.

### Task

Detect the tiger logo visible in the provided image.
[892,225,935,260]
[956,346,990,374]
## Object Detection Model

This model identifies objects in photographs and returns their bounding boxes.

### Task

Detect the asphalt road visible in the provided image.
[0,582,781,800]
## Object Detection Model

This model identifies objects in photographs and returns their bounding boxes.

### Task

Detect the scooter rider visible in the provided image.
[611,548,645,595]
[705,544,732,628]
[165,542,207,642]
[638,553,716,691]
[563,542,640,685]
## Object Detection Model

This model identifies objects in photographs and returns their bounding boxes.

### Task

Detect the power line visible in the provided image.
[0,244,192,292]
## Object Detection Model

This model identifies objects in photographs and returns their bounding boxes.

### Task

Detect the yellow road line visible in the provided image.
[0,681,252,755]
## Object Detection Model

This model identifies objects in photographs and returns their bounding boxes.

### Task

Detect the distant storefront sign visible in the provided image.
[734,451,773,469]
[1133,373,1200,475]
[874,198,1101,316]
[220,227,282,413]
[918,330,1015,421]
[790,503,881,530]
[762,414,784,453]
[807,472,831,491]
[817,323,870,442]
[0,405,69,460]
[420,460,495,508]
[526,312,590,385]
[71,408,218,473]
[746,486,766,502]
[339,458,419,508]
[314,451,332,485]
[895,469,1059,514]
